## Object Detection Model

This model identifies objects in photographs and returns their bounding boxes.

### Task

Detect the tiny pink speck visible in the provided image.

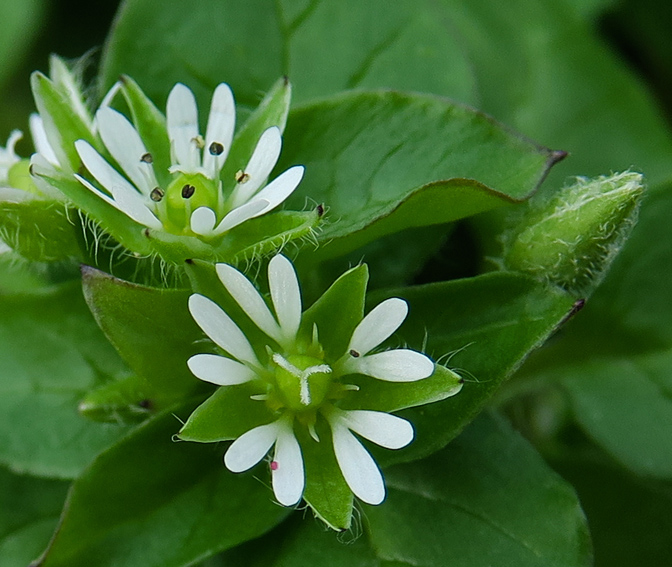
[270,461,279,471]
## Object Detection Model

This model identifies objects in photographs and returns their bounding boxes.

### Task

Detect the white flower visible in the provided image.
[73,82,304,239]
[187,254,434,506]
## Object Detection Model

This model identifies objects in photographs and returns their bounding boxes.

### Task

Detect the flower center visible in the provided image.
[162,172,220,233]
[272,353,333,412]
[8,160,41,195]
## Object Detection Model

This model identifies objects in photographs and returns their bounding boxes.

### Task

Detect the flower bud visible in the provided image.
[504,171,644,294]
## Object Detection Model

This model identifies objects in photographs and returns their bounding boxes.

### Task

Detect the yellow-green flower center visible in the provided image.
[273,354,333,412]
[161,172,220,234]
[9,160,41,195]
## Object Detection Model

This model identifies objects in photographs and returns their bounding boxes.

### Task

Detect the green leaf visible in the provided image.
[219,76,293,190]
[81,266,210,415]
[0,0,46,90]
[371,271,577,466]
[35,406,290,567]
[100,0,672,188]
[0,466,68,567]
[299,264,368,360]
[0,197,81,261]
[235,412,591,567]
[281,90,560,260]
[364,412,591,567]
[0,281,130,479]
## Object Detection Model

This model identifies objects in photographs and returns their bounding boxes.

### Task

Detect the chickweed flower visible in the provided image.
[73,83,304,239]
[180,255,462,516]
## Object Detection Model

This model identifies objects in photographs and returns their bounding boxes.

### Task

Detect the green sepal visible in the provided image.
[48,55,94,130]
[178,385,274,443]
[219,76,292,191]
[78,374,156,424]
[81,266,210,415]
[119,75,171,187]
[145,208,321,266]
[30,71,98,173]
[0,196,81,261]
[300,421,354,531]
[299,263,368,360]
[32,165,152,256]
[342,363,463,413]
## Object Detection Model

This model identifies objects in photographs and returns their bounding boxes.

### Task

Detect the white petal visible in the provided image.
[348,298,408,356]
[249,165,304,216]
[345,349,434,382]
[224,421,280,473]
[188,294,260,367]
[190,206,217,236]
[212,198,269,235]
[98,80,122,110]
[272,421,304,506]
[167,83,200,172]
[268,254,302,342]
[331,421,385,505]
[203,83,235,179]
[339,410,414,449]
[216,263,283,343]
[29,114,59,166]
[74,173,162,230]
[75,139,140,199]
[96,107,157,195]
[230,127,282,207]
[187,353,257,386]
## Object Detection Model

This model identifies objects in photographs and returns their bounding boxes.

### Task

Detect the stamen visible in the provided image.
[250,394,269,401]
[270,461,279,471]
[150,187,164,202]
[308,422,320,442]
[349,349,360,358]
[235,170,250,184]
[181,184,196,199]
[209,141,224,155]
[140,152,153,164]
[192,135,205,149]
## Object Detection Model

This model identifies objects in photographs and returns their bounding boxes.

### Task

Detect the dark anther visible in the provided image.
[138,399,153,409]
[181,184,196,198]
[349,349,360,358]
[185,258,194,265]
[458,377,465,384]
[235,170,250,184]
[144,228,151,237]
[140,152,153,164]
[209,141,224,156]
[28,164,35,176]
[150,187,164,202]
[317,204,325,217]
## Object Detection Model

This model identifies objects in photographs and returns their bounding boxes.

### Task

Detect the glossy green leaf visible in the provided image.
[0,282,130,478]
[234,413,591,567]
[81,266,210,414]
[0,467,68,567]
[0,198,81,261]
[100,0,672,188]
[280,90,560,260]
[35,406,290,567]
[371,271,577,466]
